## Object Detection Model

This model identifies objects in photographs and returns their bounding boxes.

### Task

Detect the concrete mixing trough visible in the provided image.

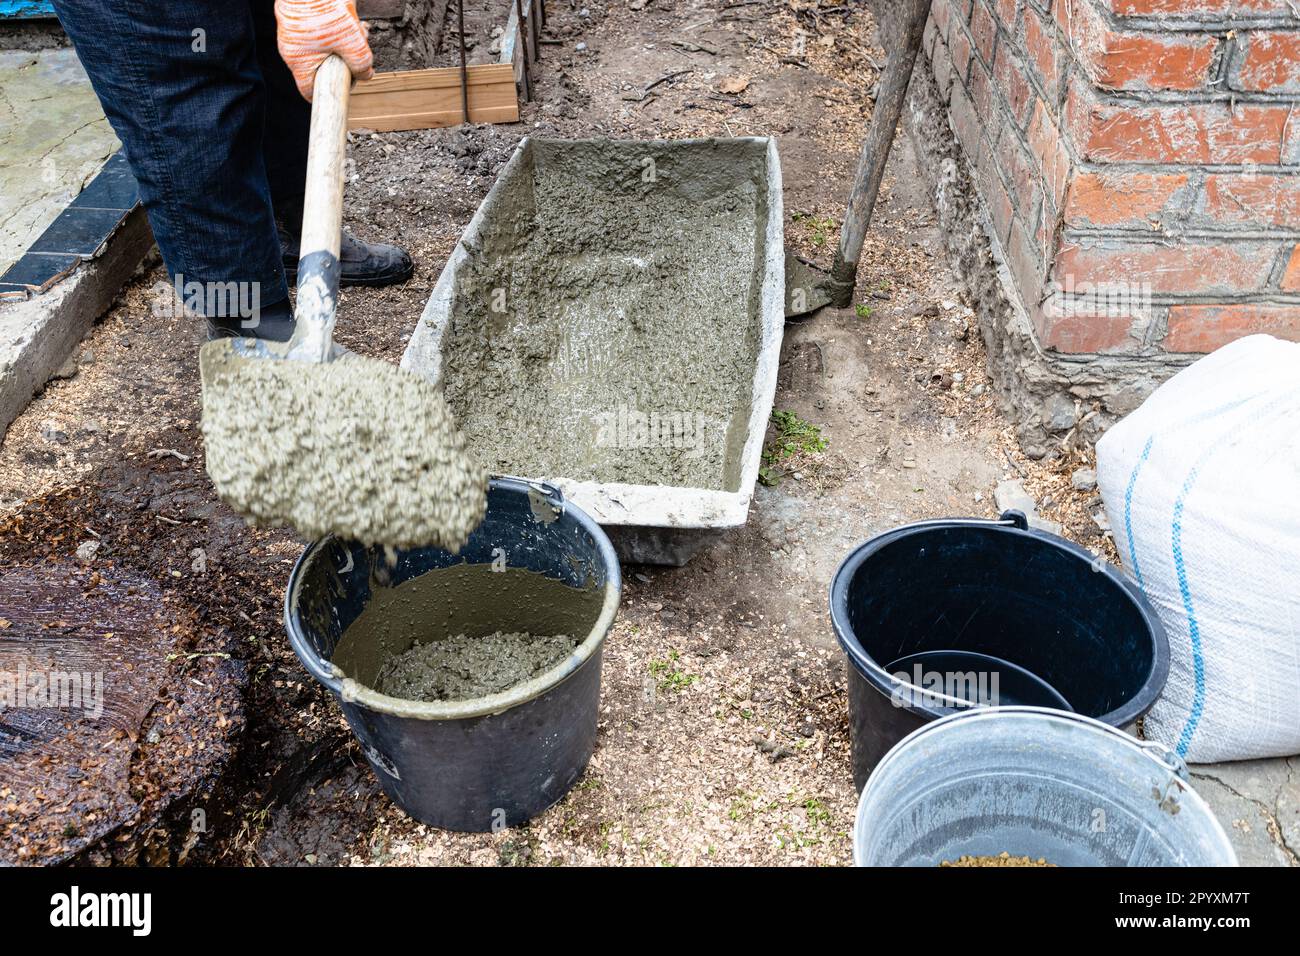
[402,137,785,564]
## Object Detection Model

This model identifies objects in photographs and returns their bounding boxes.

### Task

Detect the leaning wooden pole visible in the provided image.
[828,0,933,307]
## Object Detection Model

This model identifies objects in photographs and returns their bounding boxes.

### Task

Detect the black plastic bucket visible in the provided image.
[829,511,1168,790]
[285,476,621,831]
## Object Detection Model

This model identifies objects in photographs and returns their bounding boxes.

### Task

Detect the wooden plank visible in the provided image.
[351,62,512,94]
[349,63,519,132]
[498,0,533,93]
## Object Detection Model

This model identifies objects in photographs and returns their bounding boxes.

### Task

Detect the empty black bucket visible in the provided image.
[285,477,620,831]
[829,511,1168,790]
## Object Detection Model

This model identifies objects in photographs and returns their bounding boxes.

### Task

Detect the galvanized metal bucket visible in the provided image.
[854,707,1238,867]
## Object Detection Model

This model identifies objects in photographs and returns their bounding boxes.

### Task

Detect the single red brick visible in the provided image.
[980,160,1016,246]
[1165,303,1300,352]
[1203,174,1300,228]
[1107,1,1299,16]
[949,20,974,86]
[1068,82,1290,164]
[1007,214,1047,306]
[1233,31,1300,94]
[1283,245,1300,291]
[1055,239,1277,295]
[1023,4,1062,102]
[994,123,1043,225]
[932,0,953,44]
[1059,0,1218,91]
[970,55,996,119]
[950,83,986,166]
[931,28,956,100]
[1028,100,1071,210]
[1037,308,1141,353]
[1098,35,1218,91]
[993,43,1033,127]
[1066,171,1189,229]
[971,0,998,65]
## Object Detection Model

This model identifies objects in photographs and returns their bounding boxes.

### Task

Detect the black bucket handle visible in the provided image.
[829,511,1169,730]
[830,514,1028,707]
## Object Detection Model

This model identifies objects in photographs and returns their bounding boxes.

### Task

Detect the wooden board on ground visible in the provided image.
[349,62,519,132]
[498,0,538,96]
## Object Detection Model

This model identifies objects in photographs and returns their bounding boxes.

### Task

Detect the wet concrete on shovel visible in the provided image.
[199,341,488,550]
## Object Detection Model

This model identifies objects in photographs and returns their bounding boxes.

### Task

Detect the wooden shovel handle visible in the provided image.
[291,54,352,363]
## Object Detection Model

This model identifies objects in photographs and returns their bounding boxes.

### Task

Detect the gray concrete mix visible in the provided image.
[199,340,488,550]
[373,631,577,701]
[440,139,769,492]
[328,562,606,702]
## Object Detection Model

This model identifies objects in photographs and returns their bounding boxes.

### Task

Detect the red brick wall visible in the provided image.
[924,0,1300,355]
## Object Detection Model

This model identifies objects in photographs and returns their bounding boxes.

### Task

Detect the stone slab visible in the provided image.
[0,47,119,275]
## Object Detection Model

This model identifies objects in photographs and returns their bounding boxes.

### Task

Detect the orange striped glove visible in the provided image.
[274,0,374,101]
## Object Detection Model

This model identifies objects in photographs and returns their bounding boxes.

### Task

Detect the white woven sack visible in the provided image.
[1097,334,1300,762]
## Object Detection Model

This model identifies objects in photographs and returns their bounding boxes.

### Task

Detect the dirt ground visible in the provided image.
[0,0,1155,867]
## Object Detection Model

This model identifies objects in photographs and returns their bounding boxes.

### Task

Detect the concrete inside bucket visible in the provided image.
[433,138,775,493]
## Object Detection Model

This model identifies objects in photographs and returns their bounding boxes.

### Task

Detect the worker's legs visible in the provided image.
[249,0,311,221]
[51,0,291,332]
[249,1,414,289]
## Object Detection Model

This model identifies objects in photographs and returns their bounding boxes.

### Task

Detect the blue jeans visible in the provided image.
[51,0,310,316]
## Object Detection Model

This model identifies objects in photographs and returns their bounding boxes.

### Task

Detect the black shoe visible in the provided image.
[278,224,414,288]
[205,297,295,342]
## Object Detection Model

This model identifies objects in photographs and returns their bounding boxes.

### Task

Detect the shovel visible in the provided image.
[209,53,352,365]
[198,55,487,549]
[785,0,934,319]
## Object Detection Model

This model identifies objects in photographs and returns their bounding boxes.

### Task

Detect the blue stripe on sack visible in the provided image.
[1123,436,1155,591]
[1171,463,1207,757]
[1169,385,1300,756]
[1120,400,1247,596]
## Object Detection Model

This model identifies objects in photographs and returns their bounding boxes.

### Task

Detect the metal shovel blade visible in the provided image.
[784,250,856,319]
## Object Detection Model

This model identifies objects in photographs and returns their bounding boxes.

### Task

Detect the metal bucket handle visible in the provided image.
[491,472,567,518]
[872,706,1191,789]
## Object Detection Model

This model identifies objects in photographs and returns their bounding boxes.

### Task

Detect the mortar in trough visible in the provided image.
[401,137,785,565]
